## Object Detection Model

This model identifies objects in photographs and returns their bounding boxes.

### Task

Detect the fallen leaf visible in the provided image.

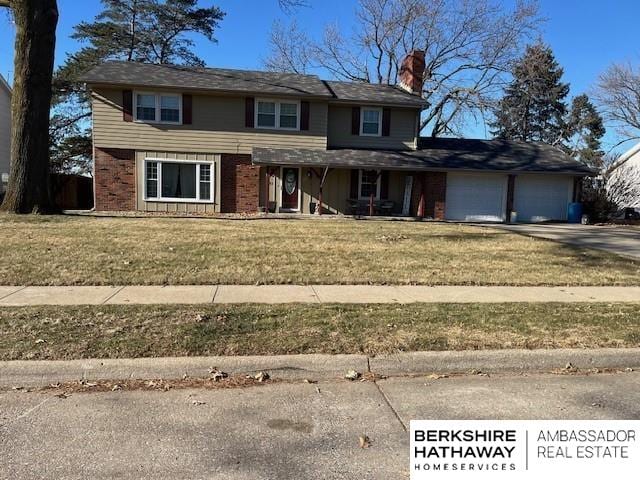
[359,435,371,448]
[345,370,361,381]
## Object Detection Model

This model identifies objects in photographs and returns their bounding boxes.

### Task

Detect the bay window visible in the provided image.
[145,159,214,202]
[256,99,299,130]
[135,92,182,124]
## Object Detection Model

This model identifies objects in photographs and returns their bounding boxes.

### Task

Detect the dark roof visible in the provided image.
[81,62,425,106]
[82,62,333,98]
[252,138,596,175]
[324,80,426,107]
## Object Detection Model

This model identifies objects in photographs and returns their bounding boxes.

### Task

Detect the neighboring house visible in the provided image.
[82,51,594,222]
[607,142,640,211]
[0,73,10,194]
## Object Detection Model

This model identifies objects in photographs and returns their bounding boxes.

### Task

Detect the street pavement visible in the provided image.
[1,371,639,479]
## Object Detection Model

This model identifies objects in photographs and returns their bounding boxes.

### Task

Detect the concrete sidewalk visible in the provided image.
[1,284,640,306]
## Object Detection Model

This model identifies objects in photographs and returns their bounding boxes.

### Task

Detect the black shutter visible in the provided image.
[123,90,133,122]
[380,170,389,199]
[182,94,192,125]
[245,97,255,128]
[350,169,359,199]
[382,108,391,136]
[351,107,360,135]
[300,101,310,130]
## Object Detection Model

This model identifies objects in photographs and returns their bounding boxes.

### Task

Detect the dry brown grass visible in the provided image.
[1,214,639,285]
[1,303,639,360]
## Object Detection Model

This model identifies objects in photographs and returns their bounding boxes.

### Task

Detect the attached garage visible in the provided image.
[445,173,508,222]
[513,175,573,223]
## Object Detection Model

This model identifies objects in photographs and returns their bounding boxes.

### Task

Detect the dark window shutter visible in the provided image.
[350,169,359,199]
[380,170,390,199]
[245,97,255,128]
[351,107,360,135]
[300,101,310,130]
[123,90,133,122]
[382,108,391,136]
[182,94,192,125]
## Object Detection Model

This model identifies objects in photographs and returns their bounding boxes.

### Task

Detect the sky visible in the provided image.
[0,0,638,149]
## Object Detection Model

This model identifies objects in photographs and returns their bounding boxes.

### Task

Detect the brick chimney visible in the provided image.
[398,50,425,95]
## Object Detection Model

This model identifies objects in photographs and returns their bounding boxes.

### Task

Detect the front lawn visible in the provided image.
[0,214,639,285]
[1,303,639,360]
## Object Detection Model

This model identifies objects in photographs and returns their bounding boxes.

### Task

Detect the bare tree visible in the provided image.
[277,0,309,13]
[265,0,542,136]
[0,0,58,213]
[595,62,640,148]
[605,163,640,210]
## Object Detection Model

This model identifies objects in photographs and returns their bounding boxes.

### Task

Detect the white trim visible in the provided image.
[279,166,302,212]
[143,158,214,203]
[255,98,300,131]
[609,142,640,173]
[359,107,382,137]
[358,169,381,200]
[134,91,182,125]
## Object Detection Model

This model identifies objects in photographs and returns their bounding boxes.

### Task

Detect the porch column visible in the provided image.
[417,172,426,218]
[506,174,516,223]
[264,168,270,215]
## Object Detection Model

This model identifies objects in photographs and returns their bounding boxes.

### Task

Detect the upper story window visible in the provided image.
[135,92,182,124]
[256,99,299,130]
[360,107,382,136]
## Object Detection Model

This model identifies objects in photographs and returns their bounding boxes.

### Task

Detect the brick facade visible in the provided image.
[220,154,260,213]
[411,171,447,219]
[94,147,136,211]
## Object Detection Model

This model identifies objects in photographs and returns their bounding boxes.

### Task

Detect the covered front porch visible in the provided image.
[253,148,447,218]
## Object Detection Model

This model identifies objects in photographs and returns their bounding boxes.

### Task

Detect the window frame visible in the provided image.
[358,169,381,200]
[359,107,383,137]
[254,98,300,131]
[134,91,183,125]
[144,158,215,204]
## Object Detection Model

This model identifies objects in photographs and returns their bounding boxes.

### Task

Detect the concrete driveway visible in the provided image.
[1,372,639,479]
[494,223,640,259]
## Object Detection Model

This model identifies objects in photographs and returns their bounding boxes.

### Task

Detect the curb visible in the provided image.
[1,348,639,388]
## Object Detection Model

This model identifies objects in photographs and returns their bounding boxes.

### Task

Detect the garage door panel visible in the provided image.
[514,175,572,223]
[445,174,507,222]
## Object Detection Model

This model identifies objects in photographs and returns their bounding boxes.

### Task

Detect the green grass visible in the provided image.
[1,303,639,360]
[0,214,639,285]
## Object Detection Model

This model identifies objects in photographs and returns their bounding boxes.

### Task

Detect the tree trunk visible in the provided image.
[0,0,58,213]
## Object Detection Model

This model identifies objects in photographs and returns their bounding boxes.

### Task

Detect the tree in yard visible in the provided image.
[491,43,570,145]
[52,0,224,174]
[595,62,640,148]
[265,0,542,137]
[564,94,606,169]
[0,0,58,213]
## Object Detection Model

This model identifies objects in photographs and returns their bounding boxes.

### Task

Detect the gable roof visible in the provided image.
[82,61,333,98]
[81,61,425,106]
[324,80,426,107]
[252,138,596,175]
[609,141,640,172]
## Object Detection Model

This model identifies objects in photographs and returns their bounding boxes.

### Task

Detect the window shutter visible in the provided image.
[300,101,310,131]
[182,94,192,125]
[351,107,360,135]
[382,108,391,136]
[350,169,359,199]
[245,97,255,128]
[380,170,390,199]
[123,90,133,122]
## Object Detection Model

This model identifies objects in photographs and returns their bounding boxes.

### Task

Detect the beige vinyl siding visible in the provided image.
[135,151,221,213]
[93,88,328,154]
[0,83,10,182]
[327,105,419,150]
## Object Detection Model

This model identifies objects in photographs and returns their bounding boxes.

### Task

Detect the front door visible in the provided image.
[281,168,299,211]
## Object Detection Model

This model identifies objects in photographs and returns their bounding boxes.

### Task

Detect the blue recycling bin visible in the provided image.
[567,202,583,224]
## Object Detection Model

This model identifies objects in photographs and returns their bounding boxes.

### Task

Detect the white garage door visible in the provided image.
[514,175,572,223]
[445,173,508,222]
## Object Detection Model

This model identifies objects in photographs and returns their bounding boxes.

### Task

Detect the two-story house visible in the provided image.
[83,51,594,222]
